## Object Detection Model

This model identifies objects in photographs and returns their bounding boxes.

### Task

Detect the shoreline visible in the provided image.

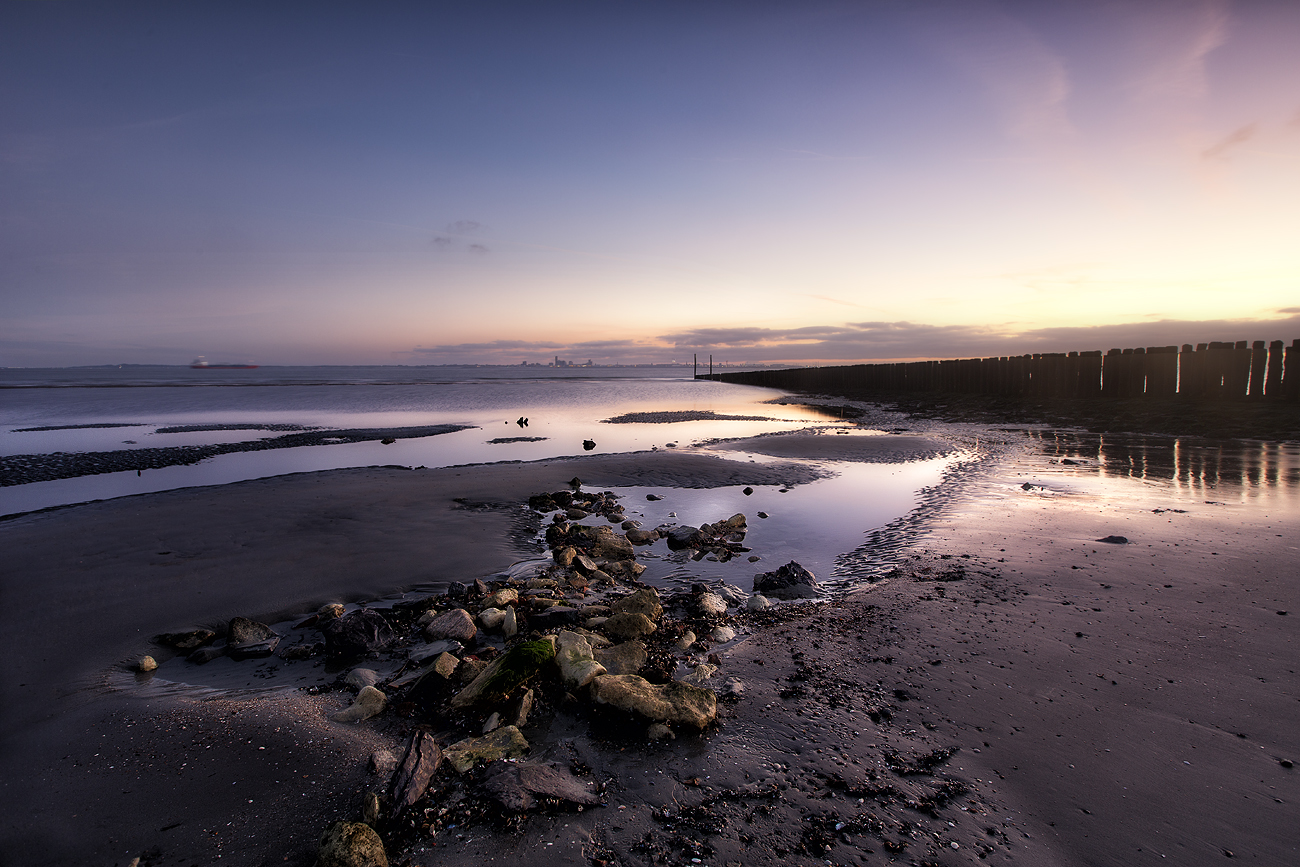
[1,430,1296,866]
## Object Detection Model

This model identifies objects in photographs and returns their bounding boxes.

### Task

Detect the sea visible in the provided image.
[0,365,966,585]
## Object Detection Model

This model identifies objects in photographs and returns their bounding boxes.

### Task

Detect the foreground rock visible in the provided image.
[610,587,663,619]
[602,611,657,640]
[330,685,387,723]
[389,729,443,816]
[423,608,477,643]
[556,630,607,690]
[323,609,395,660]
[753,561,820,599]
[450,640,555,709]
[226,616,280,659]
[444,725,530,773]
[318,820,388,867]
[589,674,717,730]
[483,761,601,811]
[595,640,647,675]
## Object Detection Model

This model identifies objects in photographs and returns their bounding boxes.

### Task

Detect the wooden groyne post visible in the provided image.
[700,337,1300,402]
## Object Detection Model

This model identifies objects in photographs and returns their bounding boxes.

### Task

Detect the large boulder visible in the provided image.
[555,631,606,690]
[753,561,819,600]
[560,524,635,560]
[423,608,476,643]
[589,525,635,560]
[450,640,555,709]
[485,588,519,608]
[323,609,394,660]
[720,513,747,533]
[589,675,717,730]
[318,821,387,867]
[693,592,728,617]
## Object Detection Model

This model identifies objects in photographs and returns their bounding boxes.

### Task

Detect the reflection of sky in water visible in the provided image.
[574,454,954,590]
[0,373,843,515]
[1023,431,1300,509]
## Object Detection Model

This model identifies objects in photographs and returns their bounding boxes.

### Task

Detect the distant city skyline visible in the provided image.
[3,1,1299,368]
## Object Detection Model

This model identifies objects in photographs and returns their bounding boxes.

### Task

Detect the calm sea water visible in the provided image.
[0,365,891,520]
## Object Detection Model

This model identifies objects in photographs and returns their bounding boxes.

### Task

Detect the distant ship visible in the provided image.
[190,357,259,369]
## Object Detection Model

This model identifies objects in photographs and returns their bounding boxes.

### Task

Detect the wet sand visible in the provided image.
[1,432,1296,866]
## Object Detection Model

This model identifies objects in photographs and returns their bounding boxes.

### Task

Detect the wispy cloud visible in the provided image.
[1127,0,1230,104]
[921,1,1073,144]
[1202,123,1258,160]
[410,339,567,358]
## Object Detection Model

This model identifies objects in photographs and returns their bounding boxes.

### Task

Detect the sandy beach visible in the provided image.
[0,427,1295,867]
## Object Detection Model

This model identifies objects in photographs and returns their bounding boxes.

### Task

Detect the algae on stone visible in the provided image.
[444,725,530,773]
[450,640,555,709]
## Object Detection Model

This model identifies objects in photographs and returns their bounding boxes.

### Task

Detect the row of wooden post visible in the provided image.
[704,339,1300,402]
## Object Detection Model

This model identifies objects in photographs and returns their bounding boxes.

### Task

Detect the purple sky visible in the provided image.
[3,1,1298,367]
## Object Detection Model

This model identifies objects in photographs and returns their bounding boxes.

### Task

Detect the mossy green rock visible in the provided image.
[450,640,555,709]
[444,725,530,773]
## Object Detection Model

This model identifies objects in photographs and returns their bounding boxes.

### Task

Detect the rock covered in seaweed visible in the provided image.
[449,639,555,709]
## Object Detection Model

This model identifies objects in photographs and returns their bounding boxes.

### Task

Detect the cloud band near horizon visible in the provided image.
[405,312,1300,366]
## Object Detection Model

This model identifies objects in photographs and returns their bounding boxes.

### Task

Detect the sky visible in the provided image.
[2,0,1299,367]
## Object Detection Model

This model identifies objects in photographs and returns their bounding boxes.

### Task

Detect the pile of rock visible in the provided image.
[144,486,821,867]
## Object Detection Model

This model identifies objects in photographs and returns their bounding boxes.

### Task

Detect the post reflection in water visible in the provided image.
[1025,430,1300,504]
